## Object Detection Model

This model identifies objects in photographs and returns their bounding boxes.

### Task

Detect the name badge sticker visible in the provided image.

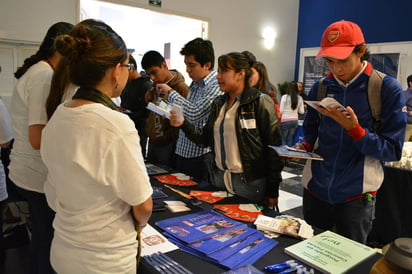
[240,119,256,129]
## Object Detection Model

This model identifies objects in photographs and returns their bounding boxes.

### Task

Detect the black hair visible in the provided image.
[241,51,257,63]
[353,44,370,61]
[407,75,412,87]
[141,50,165,70]
[14,22,73,79]
[129,54,137,69]
[253,61,270,94]
[287,82,299,110]
[180,38,215,70]
[218,52,255,87]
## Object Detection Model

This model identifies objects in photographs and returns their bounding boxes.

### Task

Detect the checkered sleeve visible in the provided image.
[169,84,221,123]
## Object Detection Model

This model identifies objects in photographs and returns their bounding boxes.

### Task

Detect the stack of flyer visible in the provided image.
[155,209,278,269]
[254,214,314,239]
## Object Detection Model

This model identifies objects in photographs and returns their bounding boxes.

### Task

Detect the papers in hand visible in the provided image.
[146,100,183,120]
[305,97,348,114]
[147,101,172,119]
[269,145,323,160]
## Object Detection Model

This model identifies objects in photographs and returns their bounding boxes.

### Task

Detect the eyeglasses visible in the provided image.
[120,63,133,71]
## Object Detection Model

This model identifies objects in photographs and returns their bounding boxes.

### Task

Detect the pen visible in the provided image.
[164,185,193,200]
[149,253,177,274]
[264,260,299,272]
[144,255,173,274]
[157,252,194,274]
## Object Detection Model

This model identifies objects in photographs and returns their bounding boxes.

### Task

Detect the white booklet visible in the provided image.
[146,100,183,120]
[146,101,172,119]
[305,97,348,114]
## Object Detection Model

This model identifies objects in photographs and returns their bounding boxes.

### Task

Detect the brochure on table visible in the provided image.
[145,163,168,175]
[140,224,178,256]
[155,209,278,269]
[284,230,377,274]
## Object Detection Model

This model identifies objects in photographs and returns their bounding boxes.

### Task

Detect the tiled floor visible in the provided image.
[3,160,305,274]
[279,160,305,219]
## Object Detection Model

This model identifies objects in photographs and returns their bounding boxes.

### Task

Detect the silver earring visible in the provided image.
[115,83,119,89]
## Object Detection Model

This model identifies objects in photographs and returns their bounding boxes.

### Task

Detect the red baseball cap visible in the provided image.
[316,20,365,60]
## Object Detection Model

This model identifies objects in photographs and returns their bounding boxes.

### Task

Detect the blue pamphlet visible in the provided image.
[156,210,245,244]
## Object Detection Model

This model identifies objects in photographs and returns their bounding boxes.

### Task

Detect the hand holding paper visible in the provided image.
[170,105,184,127]
[305,97,347,114]
[306,98,360,131]
[146,100,183,122]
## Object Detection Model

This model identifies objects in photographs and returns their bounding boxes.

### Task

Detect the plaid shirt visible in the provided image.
[168,70,222,158]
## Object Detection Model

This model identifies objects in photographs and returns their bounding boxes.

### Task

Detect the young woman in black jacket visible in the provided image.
[169,52,283,209]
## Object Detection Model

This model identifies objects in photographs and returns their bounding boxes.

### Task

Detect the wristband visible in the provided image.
[346,124,366,141]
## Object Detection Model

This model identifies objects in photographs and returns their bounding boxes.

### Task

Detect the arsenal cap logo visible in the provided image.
[328,31,340,43]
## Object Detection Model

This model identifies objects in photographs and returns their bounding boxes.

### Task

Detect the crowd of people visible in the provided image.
[0,17,408,273]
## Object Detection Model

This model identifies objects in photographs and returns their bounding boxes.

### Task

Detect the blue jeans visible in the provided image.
[281,120,298,147]
[15,185,55,274]
[303,190,375,243]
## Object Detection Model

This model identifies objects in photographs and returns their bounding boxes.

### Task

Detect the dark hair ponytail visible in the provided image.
[14,22,73,79]
[288,82,299,110]
[55,19,127,89]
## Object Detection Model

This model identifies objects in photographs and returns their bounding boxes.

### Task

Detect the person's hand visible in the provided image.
[156,83,172,97]
[265,197,278,210]
[170,109,184,127]
[292,142,307,152]
[318,105,359,131]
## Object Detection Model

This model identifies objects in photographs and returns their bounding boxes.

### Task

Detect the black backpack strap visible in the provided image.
[316,78,328,122]
[317,77,327,101]
[368,70,385,133]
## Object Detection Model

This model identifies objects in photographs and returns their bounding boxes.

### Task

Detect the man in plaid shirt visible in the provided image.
[156,38,222,181]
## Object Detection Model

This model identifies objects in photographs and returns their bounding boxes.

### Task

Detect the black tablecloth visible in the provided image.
[139,169,381,274]
[368,166,412,246]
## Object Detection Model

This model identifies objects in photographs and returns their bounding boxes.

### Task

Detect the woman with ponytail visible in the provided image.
[9,21,73,274]
[279,82,305,147]
[40,19,152,273]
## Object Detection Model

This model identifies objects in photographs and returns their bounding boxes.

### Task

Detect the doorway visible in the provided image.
[80,0,209,83]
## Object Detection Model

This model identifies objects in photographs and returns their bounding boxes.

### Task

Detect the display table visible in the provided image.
[368,166,412,246]
[139,171,381,274]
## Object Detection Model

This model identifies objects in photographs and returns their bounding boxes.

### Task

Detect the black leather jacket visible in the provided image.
[180,86,283,198]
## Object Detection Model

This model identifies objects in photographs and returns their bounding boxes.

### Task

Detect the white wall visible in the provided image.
[158,0,300,86]
[0,0,76,43]
[0,0,299,89]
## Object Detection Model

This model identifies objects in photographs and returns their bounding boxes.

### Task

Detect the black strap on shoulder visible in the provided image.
[317,77,327,101]
[368,70,385,133]
[315,78,328,122]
